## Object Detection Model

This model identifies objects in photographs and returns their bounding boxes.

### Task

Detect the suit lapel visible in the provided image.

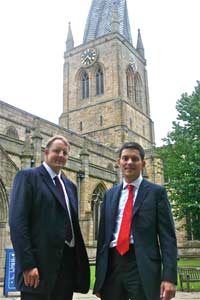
[133,179,149,216]
[107,181,149,224]
[110,184,123,219]
[106,184,122,241]
[108,180,149,219]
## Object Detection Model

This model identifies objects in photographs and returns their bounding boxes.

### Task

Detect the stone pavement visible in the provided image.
[73,290,200,300]
[0,289,200,300]
[75,291,199,299]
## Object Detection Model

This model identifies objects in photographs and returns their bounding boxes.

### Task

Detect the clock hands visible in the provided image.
[81,48,97,66]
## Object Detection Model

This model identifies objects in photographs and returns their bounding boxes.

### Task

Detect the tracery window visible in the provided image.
[81,71,89,99]
[91,183,106,240]
[96,68,104,95]
[135,73,143,109]
[126,65,135,101]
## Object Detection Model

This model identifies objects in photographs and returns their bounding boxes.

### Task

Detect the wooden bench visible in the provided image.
[178,267,200,292]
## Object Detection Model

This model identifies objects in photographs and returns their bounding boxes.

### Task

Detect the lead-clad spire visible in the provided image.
[83,0,133,45]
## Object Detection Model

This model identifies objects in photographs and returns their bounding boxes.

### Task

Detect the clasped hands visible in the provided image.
[23,267,40,288]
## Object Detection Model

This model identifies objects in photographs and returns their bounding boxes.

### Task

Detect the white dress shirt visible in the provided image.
[110,174,143,248]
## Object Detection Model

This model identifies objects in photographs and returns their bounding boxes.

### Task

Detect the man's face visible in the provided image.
[44,139,69,173]
[117,148,145,183]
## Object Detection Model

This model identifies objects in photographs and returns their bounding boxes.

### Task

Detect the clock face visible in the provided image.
[81,48,97,67]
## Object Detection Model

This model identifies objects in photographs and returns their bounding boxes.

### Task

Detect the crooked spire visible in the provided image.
[83,0,133,45]
[136,29,145,58]
[66,22,74,52]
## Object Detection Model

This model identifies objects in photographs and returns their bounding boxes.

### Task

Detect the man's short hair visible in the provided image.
[45,135,70,151]
[119,142,145,160]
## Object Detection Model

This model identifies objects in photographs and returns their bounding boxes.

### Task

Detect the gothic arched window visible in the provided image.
[81,71,89,99]
[5,126,19,139]
[0,179,8,223]
[96,68,104,95]
[91,183,106,240]
[126,65,135,101]
[135,73,143,109]
[0,178,9,283]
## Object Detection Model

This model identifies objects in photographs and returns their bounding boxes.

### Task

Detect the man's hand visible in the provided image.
[160,281,176,300]
[23,268,40,288]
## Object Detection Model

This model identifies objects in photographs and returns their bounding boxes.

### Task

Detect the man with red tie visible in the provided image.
[94,142,177,300]
[9,135,90,300]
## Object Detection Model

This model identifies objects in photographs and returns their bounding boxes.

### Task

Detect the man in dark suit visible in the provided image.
[9,135,90,300]
[94,142,177,300]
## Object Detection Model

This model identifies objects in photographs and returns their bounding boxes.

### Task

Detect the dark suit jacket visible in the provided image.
[94,179,177,300]
[9,164,90,294]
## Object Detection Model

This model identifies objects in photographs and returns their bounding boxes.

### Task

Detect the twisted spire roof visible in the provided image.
[83,0,133,45]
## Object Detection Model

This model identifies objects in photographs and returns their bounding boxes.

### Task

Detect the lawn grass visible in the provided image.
[178,259,200,267]
[90,260,200,291]
[90,265,95,289]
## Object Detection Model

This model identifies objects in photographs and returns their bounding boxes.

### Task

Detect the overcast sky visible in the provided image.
[0,0,199,146]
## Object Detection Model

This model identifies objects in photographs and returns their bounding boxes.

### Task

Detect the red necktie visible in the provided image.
[116,184,134,255]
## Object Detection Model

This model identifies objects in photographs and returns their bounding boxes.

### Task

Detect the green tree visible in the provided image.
[157,81,200,240]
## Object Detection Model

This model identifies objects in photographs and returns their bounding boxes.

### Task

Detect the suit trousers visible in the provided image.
[21,244,76,300]
[101,245,147,300]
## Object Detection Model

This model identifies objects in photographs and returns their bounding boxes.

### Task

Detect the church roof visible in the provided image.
[83,0,133,45]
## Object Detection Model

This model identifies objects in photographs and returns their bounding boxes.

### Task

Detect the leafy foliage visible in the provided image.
[157,81,200,240]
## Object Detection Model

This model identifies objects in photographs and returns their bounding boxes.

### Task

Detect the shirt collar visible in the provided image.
[43,162,61,180]
[123,174,143,190]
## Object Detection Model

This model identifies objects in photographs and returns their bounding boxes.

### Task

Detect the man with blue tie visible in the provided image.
[9,135,90,300]
[94,142,177,300]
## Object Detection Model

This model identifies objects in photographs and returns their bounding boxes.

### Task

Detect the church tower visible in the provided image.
[59,0,155,149]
